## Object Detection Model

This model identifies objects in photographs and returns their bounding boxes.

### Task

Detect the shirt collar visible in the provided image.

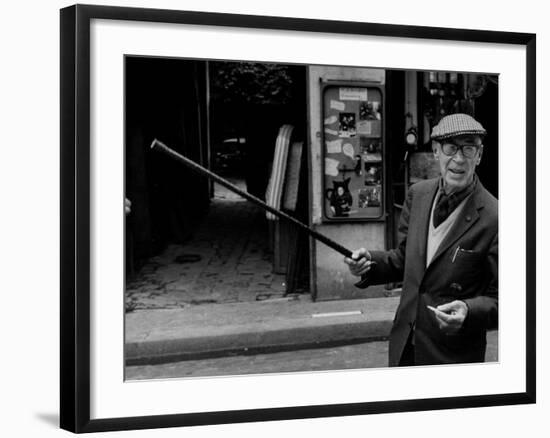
[438,173,477,198]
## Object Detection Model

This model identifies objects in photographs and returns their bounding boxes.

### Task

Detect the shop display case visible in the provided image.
[321,82,385,221]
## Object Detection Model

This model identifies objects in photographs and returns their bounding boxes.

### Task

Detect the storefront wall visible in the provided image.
[308,66,498,301]
[308,66,388,300]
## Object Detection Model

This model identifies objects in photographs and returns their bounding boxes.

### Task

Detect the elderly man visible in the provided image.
[345,113,498,366]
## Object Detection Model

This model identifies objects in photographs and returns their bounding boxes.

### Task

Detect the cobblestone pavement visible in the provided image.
[125,182,292,311]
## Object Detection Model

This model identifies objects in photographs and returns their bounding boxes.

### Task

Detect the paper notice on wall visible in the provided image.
[325,158,340,176]
[339,87,368,101]
[342,143,355,159]
[330,100,346,111]
[324,128,338,136]
[326,139,343,154]
[357,120,372,135]
[324,115,338,125]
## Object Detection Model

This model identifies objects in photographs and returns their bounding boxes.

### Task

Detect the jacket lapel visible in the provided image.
[414,180,439,270]
[427,182,484,267]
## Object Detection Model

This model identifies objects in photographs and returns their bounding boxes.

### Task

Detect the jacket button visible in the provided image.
[466,215,472,221]
[450,282,463,292]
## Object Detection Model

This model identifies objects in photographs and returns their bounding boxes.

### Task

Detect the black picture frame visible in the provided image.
[60,4,536,433]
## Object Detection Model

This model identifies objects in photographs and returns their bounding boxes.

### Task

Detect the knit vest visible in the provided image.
[426,191,470,267]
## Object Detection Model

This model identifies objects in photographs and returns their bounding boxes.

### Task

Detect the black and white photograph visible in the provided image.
[359,101,382,120]
[123,56,500,380]
[52,2,539,435]
[363,163,382,185]
[358,186,382,208]
[361,138,382,161]
[1,0,546,436]
[338,112,357,137]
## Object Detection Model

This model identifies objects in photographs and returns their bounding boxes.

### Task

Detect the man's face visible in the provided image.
[433,135,483,193]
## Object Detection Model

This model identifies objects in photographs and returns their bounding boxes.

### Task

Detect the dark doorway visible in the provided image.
[125,56,209,266]
[125,57,310,312]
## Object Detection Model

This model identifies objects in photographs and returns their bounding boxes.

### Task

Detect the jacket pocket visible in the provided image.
[452,247,482,263]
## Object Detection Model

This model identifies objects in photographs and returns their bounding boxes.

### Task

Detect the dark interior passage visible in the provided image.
[125,56,210,266]
[125,57,310,307]
[126,188,295,311]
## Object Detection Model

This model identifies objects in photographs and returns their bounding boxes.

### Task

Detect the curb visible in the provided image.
[125,297,399,365]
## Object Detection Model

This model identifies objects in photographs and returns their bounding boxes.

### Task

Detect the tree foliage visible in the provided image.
[210,61,294,105]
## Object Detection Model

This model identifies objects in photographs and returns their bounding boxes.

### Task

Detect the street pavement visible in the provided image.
[126,331,498,380]
[126,340,389,380]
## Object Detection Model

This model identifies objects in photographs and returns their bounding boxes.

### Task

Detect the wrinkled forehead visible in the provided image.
[441,134,483,146]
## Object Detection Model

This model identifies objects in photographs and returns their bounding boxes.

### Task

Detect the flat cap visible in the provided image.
[431,113,486,140]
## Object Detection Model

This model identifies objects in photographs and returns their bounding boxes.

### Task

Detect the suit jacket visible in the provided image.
[356,177,498,366]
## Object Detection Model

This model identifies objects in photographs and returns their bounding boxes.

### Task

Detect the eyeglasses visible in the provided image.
[441,140,481,158]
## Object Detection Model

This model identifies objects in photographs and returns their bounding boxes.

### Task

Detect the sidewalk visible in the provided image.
[125,295,399,365]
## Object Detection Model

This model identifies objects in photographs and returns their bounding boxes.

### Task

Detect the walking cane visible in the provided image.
[150,139,357,259]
